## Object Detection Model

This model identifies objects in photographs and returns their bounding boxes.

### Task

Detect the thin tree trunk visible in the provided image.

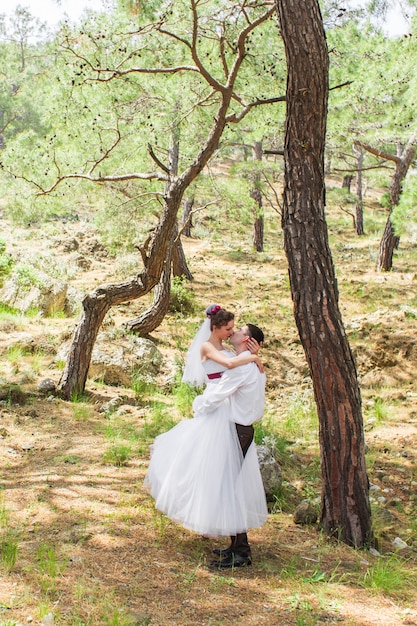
[252,214,264,252]
[342,175,353,193]
[251,140,264,252]
[182,197,194,237]
[355,146,364,236]
[276,0,372,547]
[125,223,193,336]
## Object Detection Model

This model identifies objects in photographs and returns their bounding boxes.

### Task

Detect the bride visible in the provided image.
[143,304,267,538]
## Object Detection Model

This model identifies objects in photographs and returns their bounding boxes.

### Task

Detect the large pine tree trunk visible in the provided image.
[276,0,372,547]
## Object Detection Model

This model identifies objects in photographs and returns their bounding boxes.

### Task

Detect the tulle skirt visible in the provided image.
[144,405,268,537]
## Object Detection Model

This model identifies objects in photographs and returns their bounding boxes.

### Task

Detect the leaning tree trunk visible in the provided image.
[125,248,173,335]
[125,222,193,335]
[354,136,416,271]
[124,120,191,335]
[276,0,372,547]
[376,139,416,271]
[58,188,183,399]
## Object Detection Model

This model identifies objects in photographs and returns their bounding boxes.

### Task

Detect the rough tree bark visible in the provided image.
[276,0,372,547]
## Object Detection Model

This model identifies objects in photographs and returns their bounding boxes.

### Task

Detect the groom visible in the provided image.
[192,323,267,568]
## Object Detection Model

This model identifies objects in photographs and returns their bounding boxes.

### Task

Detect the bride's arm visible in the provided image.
[201,342,264,372]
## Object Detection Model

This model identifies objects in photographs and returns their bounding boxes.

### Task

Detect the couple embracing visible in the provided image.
[144,304,268,569]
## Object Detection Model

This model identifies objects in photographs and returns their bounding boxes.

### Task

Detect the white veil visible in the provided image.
[181,317,211,387]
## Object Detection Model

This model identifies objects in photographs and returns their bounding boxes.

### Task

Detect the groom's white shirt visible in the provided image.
[192,351,266,426]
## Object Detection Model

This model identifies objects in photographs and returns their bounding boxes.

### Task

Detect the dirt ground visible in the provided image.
[1,201,417,626]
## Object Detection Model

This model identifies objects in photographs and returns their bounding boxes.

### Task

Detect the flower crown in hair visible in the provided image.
[205,303,221,317]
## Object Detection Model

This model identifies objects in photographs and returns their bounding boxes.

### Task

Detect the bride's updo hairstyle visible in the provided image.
[205,303,234,331]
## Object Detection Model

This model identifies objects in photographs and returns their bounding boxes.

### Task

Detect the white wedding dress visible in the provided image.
[144,351,268,537]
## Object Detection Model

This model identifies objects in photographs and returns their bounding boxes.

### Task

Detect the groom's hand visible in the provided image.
[246,336,260,354]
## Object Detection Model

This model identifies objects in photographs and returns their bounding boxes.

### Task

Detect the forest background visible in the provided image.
[1,1,417,625]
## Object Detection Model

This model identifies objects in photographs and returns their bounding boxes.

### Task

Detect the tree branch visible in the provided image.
[263,148,285,155]
[353,140,402,164]
[227,94,286,123]
[175,200,217,241]
[147,144,170,174]
[89,64,202,82]
[36,171,167,196]
[329,80,353,92]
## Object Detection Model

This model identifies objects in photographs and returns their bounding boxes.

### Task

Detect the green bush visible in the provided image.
[0,240,14,286]
[169,276,196,314]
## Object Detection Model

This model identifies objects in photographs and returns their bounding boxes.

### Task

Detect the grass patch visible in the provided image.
[282,388,318,441]
[102,444,132,467]
[0,530,19,572]
[72,403,95,421]
[360,554,417,596]
[172,381,199,417]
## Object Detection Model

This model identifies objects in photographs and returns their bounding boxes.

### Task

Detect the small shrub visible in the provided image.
[374,397,388,423]
[102,444,132,467]
[14,264,43,290]
[141,402,177,440]
[0,240,14,286]
[169,276,196,314]
[72,404,93,421]
[132,372,157,398]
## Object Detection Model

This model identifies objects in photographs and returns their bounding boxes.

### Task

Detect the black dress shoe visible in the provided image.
[210,553,252,569]
[212,546,233,558]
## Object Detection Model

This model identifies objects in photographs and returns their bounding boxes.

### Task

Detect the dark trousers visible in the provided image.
[229,423,254,557]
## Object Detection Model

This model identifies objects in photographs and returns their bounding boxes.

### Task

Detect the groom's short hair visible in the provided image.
[246,323,264,345]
